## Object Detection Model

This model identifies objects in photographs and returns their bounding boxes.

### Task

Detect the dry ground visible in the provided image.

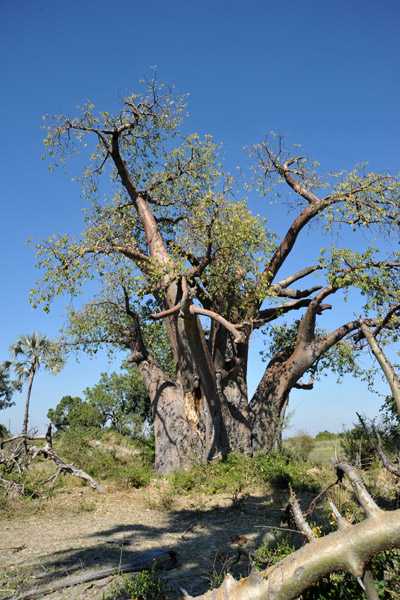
[0,484,286,599]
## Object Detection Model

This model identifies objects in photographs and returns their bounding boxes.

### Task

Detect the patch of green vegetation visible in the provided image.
[315,431,338,441]
[283,431,315,462]
[169,449,319,497]
[255,535,296,569]
[54,428,154,489]
[103,563,169,600]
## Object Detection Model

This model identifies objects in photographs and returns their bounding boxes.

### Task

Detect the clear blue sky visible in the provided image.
[1,0,399,436]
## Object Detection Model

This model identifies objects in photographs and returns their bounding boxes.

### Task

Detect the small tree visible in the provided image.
[3,333,65,435]
[47,395,104,431]
[83,363,151,434]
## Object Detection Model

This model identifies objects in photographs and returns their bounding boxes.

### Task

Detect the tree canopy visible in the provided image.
[47,395,103,431]
[31,76,400,471]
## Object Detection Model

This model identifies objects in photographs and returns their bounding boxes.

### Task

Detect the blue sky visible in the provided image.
[1,0,399,436]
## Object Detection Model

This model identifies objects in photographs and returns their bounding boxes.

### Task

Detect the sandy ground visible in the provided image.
[0,485,284,599]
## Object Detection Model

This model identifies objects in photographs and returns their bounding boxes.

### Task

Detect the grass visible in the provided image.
[53,428,155,490]
[309,438,341,463]
[167,448,321,503]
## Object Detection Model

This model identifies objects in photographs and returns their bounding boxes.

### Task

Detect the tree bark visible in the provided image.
[22,368,35,436]
[249,356,294,451]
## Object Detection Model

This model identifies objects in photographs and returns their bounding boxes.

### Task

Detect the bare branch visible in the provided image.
[273,265,323,289]
[270,285,322,299]
[328,501,352,531]
[331,460,382,518]
[288,491,316,541]
[255,299,330,328]
[189,305,245,344]
[151,304,182,320]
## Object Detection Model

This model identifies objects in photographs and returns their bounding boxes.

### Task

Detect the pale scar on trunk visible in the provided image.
[184,385,204,440]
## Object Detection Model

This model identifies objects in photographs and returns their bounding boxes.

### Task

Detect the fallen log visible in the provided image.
[8,548,178,600]
[0,425,106,494]
[186,461,400,600]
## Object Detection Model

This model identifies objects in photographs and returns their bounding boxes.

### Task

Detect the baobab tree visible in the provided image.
[31,76,400,472]
[2,333,65,435]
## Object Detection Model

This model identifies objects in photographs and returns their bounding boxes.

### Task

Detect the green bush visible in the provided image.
[339,424,375,467]
[255,535,296,569]
[252,450,319,492]
[284,431,315,462]
[169,450,319,496]
[104,563,168,600]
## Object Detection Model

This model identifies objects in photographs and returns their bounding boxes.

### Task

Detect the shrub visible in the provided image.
[339,424,375,467]
[255,535,296,569]
[285,431,315,462]
[169,450,319,497]
[104,563,169,600]
[253,450,319,492]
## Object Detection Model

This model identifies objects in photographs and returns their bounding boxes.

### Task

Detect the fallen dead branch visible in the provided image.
[0,424,105,495]
[8,548,178,600]
[186,460,400,600]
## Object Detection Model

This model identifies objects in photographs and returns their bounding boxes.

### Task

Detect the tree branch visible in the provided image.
[255,299,330,328]
[288,491,316,541]
[357,318,400,416]
[331,460,382,518]
[189,305,245,344]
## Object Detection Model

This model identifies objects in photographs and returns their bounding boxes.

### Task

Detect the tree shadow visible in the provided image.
[13,492,289,598]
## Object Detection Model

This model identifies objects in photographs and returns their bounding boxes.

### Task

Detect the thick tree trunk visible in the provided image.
[216,334,252,454]
[249,347,310,451]
[139,358,197,474]
[219,379,252,454]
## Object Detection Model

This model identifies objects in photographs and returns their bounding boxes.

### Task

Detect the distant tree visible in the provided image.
[315,430,337,441]
[0,367,15,411]
[47,395,104,431]
[3,333,65,434]
[83,363,151,434]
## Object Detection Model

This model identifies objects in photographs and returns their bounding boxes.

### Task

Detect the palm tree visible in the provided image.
[3,333,65,435]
